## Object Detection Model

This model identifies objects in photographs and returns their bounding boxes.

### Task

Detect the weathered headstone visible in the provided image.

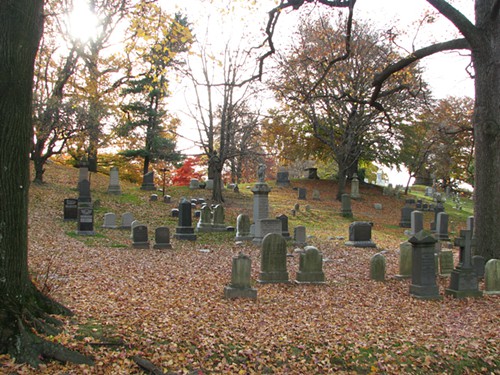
[149,194,158,202]
[254,219,282,245]
[132,225,149,249]
[345,222,376,248]
[399,206,413,228]
[466,216,474,234]
[140,171,156,191]
[102,212,117,229]
[258,233,289,283]
[107,167,121,195]
[196,205,213,232]
[374,203,383,210]
[63,198,78,221]
[341,193,352,218]
[78,179,91,204]
[77,165,89,191]
[484,259,500,295]
[173,198,197,241]
[77,207,95,235]
[430,203,445,231]
[252,180,271,241]
[163,195,171,203]
[445,230,482,298]
[296,246,325,284]
[409,211,423,236]
[205,179,214,190]
[435,212,450,241]
[370,253,386,281]
[153,227,172,249]
[212,204,226,231]
[396,241,412,279]
[171,208,179,218]
[439,250,454,276]
[276,214,291,240]
[189,178,200,189]
[312,189,321,200]
[350,173,360,199]
[224,253,257,299]
[408,230,441,300]
[297,188,307,200]
[235,214,252,241]
[276,168,291,187]
[294,226,307,247]
[120,212,134,229]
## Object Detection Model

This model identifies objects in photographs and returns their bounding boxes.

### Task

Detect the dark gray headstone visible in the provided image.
[171,209,179,218]
[173,198,196,241]
[140,171,156,190]
[435,212,450,241]
[276,170,291,187]
[341,194,352,218]
[224,253,257,299]
[120,212,134,229]
[63,198,78,221]
[276,214,291,240]
[132,225,149,249]
[296,246,325,284]
[294,225,306,247]
[399,206,413,228]
[297,188,307,200]
[78,179,91,204]
[153,227,172,249]
[163,195,171,203]
[107,167,121,195]
[472,255,485,279]
[409,231,442,300]
[345,222,376,248]
[77,207,95,235]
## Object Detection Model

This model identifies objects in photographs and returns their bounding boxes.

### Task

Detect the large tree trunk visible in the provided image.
[0,1,92,366]
[471,7,500,261]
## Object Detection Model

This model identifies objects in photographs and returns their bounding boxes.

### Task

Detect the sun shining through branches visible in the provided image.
[68,0,99,42]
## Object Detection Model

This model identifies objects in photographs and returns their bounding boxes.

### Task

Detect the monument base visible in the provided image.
[132,241,150,249]
[174,227,197,241]
[445,268,483,298]
[344,240,377,248]
[409,283,442,300]
[295,271,325,284]
[258,271,289,284]
[224,286,257,300]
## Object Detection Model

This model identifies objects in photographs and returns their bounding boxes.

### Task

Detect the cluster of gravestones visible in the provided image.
[224,233,326,300]
[399,199,448,239]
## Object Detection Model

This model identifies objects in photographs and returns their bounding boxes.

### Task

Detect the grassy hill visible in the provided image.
[3,161,497,374]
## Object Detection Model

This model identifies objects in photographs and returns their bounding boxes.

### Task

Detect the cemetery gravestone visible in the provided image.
[120,212,134,229]
[77,207,95,235]
[235,214,252,241]
[224,253,257,299]
[205,179,214,190]
[409,231,442,300]
[276,214,291,240]
[63,198,78,221]
[370,253,386,281]
[341,194,353,218]
[153,227,172,249]
[296,246,325,284]
[149,194,158,202]
[78,179,91,205]
[297,188,307,200]
[107,167,121,195]
[435,212,450,241]
[253,219,282,245]
[312,189,321,200]
[77,165,89,190]
[294,226,307,247]
[171,209,179,218]
[102,212,117,229]
[258,233,289,283]
[350,173,360,199]
[396,241,412,279]
[163,195,171,204]
[140,171,156,190]
[252,179,271,241]
[446,230,482,298]
[472,255,485,279]
[439,250,454,276]
[196,205,213,232]
[399,206,413,228]
[410,211,424,236]
[276,168,291,187]
[345,222,376,248]
[132,225,149,249]
[173,198,197,241]
[484,259,500,295]
[212,204,226,231]
[189,178,200,189]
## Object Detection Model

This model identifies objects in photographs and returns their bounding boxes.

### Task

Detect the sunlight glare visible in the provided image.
[69,0,99,42]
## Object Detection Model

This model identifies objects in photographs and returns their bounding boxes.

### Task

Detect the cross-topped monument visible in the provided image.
[445,229,482,298]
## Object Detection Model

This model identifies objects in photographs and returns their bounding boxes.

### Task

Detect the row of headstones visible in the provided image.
[224,233,326,300]
[371,229,500,298]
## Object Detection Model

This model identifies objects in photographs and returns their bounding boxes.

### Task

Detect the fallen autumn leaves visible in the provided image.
[2,162,498,374]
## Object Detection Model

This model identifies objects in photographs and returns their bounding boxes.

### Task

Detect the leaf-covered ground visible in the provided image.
[2,162,499,374]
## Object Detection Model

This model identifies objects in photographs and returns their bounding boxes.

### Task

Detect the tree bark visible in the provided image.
[0,0,93,366]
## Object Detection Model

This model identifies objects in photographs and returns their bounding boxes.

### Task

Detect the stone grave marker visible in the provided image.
[409,230,441,300]
[396,241,412,279]
[439,250,454,276]
[120,212,134,229]
[78,179,92,205]
[140,171,156,190]
[350,173,360,199]
[235,214,252,241]
[63,198,78,221]
[196,205,213,232]
[399,206,413,228]
[294,226,307,247]
[173,198,196,241]
[484,259,500,295]
[212,204,226,231]
[102,212,117,229]
[276,214,291,240]
[132,225,150,249]
[374,203,383,210]
[446,230,482,298]
[224,253,257,299]
[205,179,214,190]
[258,233,289,283]
[435,212,450,241]
[296,246,325,284]
[276,169,291,187]
[163,195,171,203]
[410,211,424,236]
[77,207,95,235]
[370,253,386,281]
[253,219,282,245]
[466,216,474,234]
[297,188,307,200]
[153,227,172,249]
[430,203,445,231]
[345,222,376,248]
[107,166,121,195]
[149,194,158,202]
[252,180,271,241]
[341,194,352,218]
[189,178,200,189]
[171,208,179,218]
[77,164,89,191]
[294,203,300,212]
